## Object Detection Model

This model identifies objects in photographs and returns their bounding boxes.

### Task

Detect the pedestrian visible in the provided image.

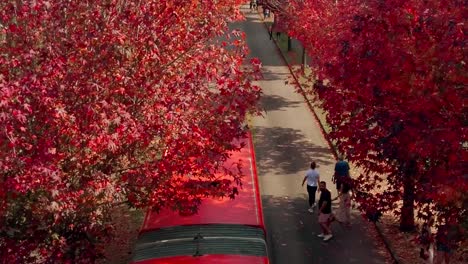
[332,176,352,229]
[435,218,464,264]
[302,161,320,213]
[250,0,257,11]
[419,217,435,264]
[317,181,333,241]
[263,7,270,19]
[435,224,451,264]
[332,155,350,191]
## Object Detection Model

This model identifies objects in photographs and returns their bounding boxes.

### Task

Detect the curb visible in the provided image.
[255,8,401,264]
[375,222,403,264]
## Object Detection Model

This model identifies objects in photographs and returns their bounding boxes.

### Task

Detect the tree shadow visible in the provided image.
[260,67,291,81]
[261,195,389,264]
[260,94,303,113]
[252,126,333,176]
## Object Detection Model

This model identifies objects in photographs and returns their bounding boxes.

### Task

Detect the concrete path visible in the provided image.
[233,5,390,264]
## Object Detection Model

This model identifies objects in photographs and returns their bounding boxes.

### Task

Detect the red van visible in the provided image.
[131,133,269,264]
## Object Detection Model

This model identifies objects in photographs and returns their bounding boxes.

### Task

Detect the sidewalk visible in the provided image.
[252,5,468,264]
[236,4,393,264]
[256,7,333,149]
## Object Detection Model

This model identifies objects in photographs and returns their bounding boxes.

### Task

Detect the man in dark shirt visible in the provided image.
[333,155,350,191]
[317,181,333,241]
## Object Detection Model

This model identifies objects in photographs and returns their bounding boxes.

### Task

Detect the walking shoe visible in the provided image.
[308,208,314,213]
[323,234,333,241]
[317,233,325,238]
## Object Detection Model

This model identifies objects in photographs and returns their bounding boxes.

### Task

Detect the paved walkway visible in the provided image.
[234,5,390,264]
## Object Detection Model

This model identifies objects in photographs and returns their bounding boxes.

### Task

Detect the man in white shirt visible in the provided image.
[302,161,320,213]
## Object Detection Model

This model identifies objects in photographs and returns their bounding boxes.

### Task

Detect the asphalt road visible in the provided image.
[233,5,390,264]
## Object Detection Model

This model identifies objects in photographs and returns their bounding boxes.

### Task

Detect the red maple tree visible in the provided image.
[286,0,466,231]
[0,0,260,262]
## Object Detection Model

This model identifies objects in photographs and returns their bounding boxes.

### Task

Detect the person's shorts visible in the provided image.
[336,176,345,190]
[318,213,332,223]
[336,180,341,191]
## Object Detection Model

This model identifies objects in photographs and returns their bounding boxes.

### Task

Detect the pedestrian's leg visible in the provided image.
[444,252,450,264]
[325,221,332,235]
[311,186,317,206]
[319,223,328,235]
[307,186,316,212]
[321,219,334,241]
[427,244,434,264]
[344,193,351,228]
[306,185,313,207]
[434,250,442,264]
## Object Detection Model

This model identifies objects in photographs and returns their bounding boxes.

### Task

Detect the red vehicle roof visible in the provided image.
[141,134,264,231]
[134,255,268,264]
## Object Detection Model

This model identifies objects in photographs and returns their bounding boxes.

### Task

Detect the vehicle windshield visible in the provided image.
[132,224,267,262]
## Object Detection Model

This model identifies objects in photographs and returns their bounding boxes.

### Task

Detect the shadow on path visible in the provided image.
[262,195,389,264]
[252,126,332,176]
[260,68,291,81]
[260,94,303,113]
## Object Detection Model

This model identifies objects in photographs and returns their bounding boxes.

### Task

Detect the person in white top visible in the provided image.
[301,161,320,213]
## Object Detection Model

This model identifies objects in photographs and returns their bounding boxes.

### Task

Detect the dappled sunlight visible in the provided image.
[252,126,333,175]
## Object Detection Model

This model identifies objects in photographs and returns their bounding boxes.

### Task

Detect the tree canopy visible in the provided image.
[286,0,466,230]
[0,0,260,262]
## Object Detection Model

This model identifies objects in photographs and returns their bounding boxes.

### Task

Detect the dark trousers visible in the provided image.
[336,178,342,191]
[307,185,318,207]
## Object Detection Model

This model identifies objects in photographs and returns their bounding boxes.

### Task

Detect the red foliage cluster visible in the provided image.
[0,0,260,262]
[286,0,466,229]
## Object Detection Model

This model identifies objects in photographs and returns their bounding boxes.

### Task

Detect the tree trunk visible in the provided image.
[400,161,416,232]
[301,46,307,73]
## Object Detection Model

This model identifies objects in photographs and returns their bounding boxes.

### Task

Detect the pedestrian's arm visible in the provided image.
[302,176,307,186]
[332,193,342,201]
[334,183,346,201]
[316,176,321,192]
